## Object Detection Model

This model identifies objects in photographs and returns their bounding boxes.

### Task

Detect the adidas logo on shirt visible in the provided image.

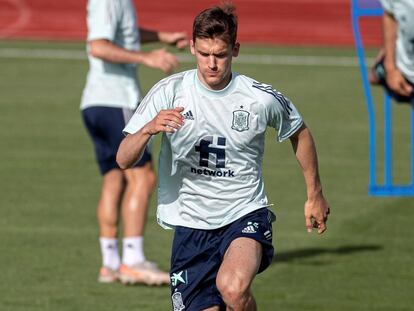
[183,110,194,120]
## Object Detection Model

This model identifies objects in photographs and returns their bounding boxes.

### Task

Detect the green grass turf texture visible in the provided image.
[0,40,413,311]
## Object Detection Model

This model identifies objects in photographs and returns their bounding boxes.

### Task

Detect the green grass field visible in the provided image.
[0,40,413,311]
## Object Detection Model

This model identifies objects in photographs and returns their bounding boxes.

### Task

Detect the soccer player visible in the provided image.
[369,0,414,104]
[117,4,330,310]
[81,0,188,285]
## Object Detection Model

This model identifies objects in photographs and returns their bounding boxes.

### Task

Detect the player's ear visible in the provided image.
[232,42,240,57]
[190,40,196,55]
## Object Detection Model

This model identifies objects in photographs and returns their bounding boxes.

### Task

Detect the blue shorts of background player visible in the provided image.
[169,208,275,311]
[82,106,152,174]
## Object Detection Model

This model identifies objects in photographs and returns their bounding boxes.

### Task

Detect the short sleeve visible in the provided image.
[87,0,119,42]
[266,92,303,142]
[123,82,170,135]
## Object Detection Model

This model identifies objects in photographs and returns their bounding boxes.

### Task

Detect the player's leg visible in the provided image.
[98,169,125,237]
[216,237,261,311]
[215,208,275,311]
[118,146,169,285]
[121,161,156,237]
[170,226,226,311]
[120,160,155,266]
[82,106,127,282]
[120,107,156,239]
[97,169,125,282]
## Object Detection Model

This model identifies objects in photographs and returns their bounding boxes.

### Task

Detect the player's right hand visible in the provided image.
[143,48,179,74]
[143,107,185,135]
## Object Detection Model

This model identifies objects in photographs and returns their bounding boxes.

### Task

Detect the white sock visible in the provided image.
[99,237,120,271]
[122,236,145,266]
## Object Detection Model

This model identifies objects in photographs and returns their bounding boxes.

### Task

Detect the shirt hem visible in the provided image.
[157,204,273,230]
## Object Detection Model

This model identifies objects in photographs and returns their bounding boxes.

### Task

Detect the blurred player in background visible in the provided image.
[117,3,330,310]
[80,0,188,285]
[369,0,414,104]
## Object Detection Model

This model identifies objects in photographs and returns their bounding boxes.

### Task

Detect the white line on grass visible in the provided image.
[0,47,374,67]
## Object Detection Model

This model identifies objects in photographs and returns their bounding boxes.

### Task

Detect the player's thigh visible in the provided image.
[123,161,155,189]
[216,208,275,292]
[170,226,225,311]
[216,237,262,291]
[101,169,125,194]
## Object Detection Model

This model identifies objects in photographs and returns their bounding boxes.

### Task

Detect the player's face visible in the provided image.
[191,37,239,90]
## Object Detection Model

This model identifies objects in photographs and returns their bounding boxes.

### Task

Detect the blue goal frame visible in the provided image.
[351,0,414,196]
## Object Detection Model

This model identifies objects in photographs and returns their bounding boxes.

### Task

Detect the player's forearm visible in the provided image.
[89,39,151,65]
[290,126,323,199]
[383,12,398,72]
[116,130,152,169]
[140,28,188,48]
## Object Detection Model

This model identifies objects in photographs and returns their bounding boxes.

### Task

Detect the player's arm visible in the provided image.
[139,28,188,49]
[289,124,330,234]
[89,39,179,74]
[383,11,413,96]
[117,107,184,169]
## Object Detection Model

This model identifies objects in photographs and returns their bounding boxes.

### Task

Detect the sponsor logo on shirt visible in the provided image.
[195,136,226,168]
[183,110,194,120]
[190,167,235,177]
[193,136,235,177]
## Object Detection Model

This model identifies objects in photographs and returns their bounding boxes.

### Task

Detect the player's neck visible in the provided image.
[197,71,233,91]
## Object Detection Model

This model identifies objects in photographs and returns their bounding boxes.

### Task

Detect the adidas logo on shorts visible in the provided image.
[264,230,272,240]
[183,110,194,120]
[242,222,259,234]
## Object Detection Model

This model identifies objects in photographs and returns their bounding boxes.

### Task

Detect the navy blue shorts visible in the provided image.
[169,208,275,311]
[373,57,414,104]
[82,106,151,175]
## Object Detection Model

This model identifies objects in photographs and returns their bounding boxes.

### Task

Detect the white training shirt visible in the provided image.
[80,0,142,110]
[381,0,414,84]
[124,70,303,230]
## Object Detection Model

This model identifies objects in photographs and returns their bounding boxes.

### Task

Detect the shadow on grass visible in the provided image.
[272,245,382,264]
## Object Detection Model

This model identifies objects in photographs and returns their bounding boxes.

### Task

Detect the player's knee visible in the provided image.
[100,216,118,228]
[125,164,156,190]
[97,206,118,230]
[102,169,125,191]
[216,272,250,306]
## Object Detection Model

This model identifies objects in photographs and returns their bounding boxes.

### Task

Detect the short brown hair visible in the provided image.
[192,3,238,46]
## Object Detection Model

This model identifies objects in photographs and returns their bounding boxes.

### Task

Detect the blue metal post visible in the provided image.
[411,107,414,185]
[384,94,392,186]
[351,0,414,196]
[351,0,382,194]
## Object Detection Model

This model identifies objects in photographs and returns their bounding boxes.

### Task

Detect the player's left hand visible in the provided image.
[386,69,413,97]
[304,193,330,234]
[159,31,189,49]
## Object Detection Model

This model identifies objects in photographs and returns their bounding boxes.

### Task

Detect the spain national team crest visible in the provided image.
[172,290,185,311]
[231,107,250,132]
